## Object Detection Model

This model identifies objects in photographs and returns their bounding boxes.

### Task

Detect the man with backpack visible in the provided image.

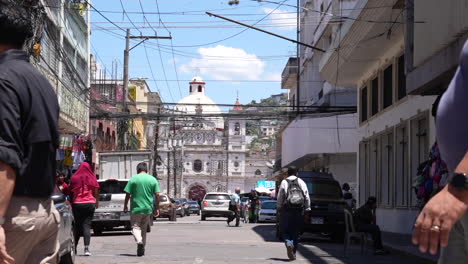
[227,187,241,227]
[277,167,311,260]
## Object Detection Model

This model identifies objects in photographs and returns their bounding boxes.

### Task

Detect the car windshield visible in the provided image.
[159,196,168,202]
[174,201,181,205]
[261,201,277,209]
[305,181,342,198]
[259,196,271,201]
[241,197,249,202]
[99,180,128,194]
[205,194,231,200]
[188,201,198,205]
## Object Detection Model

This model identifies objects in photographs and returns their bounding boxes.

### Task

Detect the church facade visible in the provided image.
[155,77,263,200]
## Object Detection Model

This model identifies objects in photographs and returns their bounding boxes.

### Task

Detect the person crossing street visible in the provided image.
[227,188,241,227]
[124,163,160,257]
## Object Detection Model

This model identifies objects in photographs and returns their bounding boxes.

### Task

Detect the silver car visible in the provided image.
[200,192,232,221]
[258,200,277,223]
[92,179,131,235]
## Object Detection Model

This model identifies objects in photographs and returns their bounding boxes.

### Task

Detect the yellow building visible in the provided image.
[128,79,151,150]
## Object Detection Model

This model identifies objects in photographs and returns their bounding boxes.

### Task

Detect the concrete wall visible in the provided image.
[414,0,468,67]
[358,95,436,142]
[376,209,419,234]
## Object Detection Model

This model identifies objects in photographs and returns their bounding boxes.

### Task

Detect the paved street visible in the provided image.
[75,215,432,264]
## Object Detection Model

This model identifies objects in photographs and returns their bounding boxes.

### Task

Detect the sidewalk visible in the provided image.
[382,231,438,263]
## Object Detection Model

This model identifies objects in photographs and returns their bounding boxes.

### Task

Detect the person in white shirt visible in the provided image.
[227,188,241,227]
[277,167,311,260]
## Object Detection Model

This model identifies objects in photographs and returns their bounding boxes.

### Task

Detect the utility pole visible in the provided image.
[151,107,161,176]
[172,118,177,197]
[122,29,171,150]
[167,151,171,195]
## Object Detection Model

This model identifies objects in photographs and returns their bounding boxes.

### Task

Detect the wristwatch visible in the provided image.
[451,172,468,190]
[0,216,4,226]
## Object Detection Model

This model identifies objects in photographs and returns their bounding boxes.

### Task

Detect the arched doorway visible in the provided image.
[188,184,207,201]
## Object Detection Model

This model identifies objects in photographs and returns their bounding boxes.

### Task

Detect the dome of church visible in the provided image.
[176,76,223,128]
[176,94,222,115]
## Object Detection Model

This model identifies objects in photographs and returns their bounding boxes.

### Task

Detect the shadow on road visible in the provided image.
[252,224,280,242]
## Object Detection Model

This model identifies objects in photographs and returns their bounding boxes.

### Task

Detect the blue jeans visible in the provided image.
[280,208,304,253]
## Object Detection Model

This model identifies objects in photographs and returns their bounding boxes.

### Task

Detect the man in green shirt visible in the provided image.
[124,162,160,257]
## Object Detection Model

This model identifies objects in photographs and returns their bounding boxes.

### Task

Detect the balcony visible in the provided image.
[281,114,358,167]
[281,57,298,90]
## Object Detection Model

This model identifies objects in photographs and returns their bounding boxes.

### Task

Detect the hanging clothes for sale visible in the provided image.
[73,151,86,170]
[59,135,74,150]
[63,150,74,167]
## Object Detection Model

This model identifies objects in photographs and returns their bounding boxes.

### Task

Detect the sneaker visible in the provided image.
[137,243,145,257]
[84,248,91,256]
[286,240,295,260]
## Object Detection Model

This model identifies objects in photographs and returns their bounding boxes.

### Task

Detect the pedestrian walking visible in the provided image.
[70,161,100,256]
[413,39,468,263]
[250,189,260,223]
[124,163,160,257]
[277,167,311,261]
[0,2,61,264]
[227,188,241,227]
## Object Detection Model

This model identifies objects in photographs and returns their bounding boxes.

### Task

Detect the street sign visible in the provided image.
[257,181,275,188]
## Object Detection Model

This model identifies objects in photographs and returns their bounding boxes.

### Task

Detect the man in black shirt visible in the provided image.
[0,2,61,263]
[354,197,388,255]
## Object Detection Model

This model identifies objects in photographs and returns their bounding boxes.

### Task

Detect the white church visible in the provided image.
[155,76,266,200]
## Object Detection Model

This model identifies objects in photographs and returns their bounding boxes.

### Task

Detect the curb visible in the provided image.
[383,243,438,264]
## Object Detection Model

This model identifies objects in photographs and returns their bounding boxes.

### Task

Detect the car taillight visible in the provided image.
[203,201,208,207]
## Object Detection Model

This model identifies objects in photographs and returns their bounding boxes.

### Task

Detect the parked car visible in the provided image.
[176,198,190,216]
[158,194,176,221]
[173,200,185,217]
[52,187,75,264]
[299,172,347,241]
[258,200,277,223]
[92,179,130,235]
[201,192,232,221]
[187,201,201,215]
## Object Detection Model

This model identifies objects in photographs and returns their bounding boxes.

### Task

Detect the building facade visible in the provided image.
[155,77,254,200]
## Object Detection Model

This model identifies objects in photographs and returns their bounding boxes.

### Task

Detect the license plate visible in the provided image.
[311,217,324,224]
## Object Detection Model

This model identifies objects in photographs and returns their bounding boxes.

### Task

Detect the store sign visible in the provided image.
[257,181,275,188]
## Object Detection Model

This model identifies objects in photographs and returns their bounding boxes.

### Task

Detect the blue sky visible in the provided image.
[91,0,298,106]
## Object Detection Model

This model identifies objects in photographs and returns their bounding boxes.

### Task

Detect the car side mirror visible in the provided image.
[51,193,66,204]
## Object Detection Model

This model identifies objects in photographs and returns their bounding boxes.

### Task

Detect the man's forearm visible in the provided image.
[0,162,16,217]
[154,193,160,210]
[124,193,130,209]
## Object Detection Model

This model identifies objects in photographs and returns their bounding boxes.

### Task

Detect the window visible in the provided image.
[359,141,370,204]
[371,77,379,116]
[255,169,262,175]
[234,122,240,135]
[398,55,406,100]
[190,86,192,93]
[198,85,202,92]
[380,131,394,207]
[234,161,239,167]
[410,115,429,207]
[205,194,231,200]
[99,180,128,194]
[383,65,393,109]
[193,160,203,172]
[395,125,409,207]
[369,138,379,198]
[360,87,368,122]
[319,89,324,99]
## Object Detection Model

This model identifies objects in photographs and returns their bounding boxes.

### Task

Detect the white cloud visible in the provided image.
[179,45,265,81]
[263,7,297,31]
[264,72,281,81]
